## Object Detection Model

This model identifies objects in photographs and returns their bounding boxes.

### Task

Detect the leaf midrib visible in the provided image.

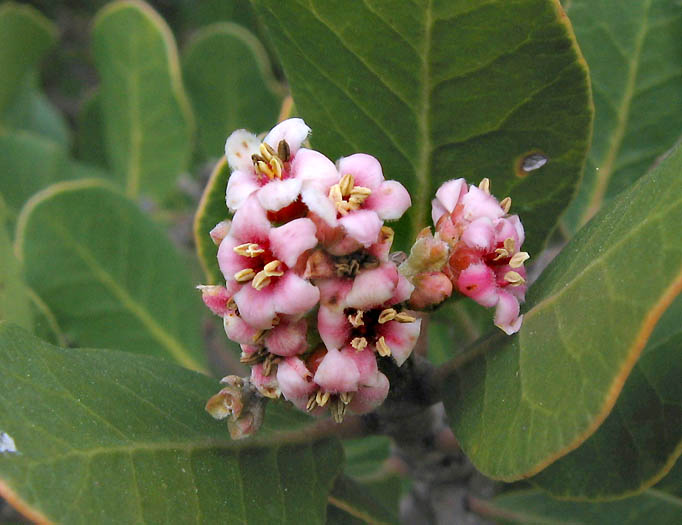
[580,0,652,224]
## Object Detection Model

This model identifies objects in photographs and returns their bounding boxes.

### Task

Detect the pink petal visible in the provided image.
[209,220,231,245]
[198,284,236,316]
[226,170,260,211]
[462,217,496,251]
[272,272,321,317]
[343,346,378,385]
[337,154,384,190]
[390,273,415,304]
[318,304,352,350]
[461,186,505,221]
[338,209,383,247]
[457,263,498,307]
[365,180,411,221]
[318,277,353,306]
[265,317,308,357]
[230,196,271,244]
[292,148,340,192]
[349,372,389,414]
[223,313,261,345]
[301,186,337,227]
[233,284,277,330]
[277,357,316,408]
[217,236,255,283]
[314,348,360,393]
[225,129,260,173]
[409,272,452,309]
[269,218,318,267]
[381,318,421,366]
[346,263,398,310]
[494,215,524,247]
[432,179,467,224]
[494,290,523,335]
[256,178,302,212]
[264,118,310,155]
[250,364,281,398]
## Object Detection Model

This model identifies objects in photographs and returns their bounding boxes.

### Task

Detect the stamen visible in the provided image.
[252,330,265,343]
[348,310,364,328]
[504,271,526,286]
[500,196,512,214]
[269,156,283,178]
[251,271,272,290]
[234,268,256,282]
[240,347,267,364]
[376,336,392,357]
[351,337,368,351]
[509,252,530,268]
[493,248,509,261]
[259,142,276,161]
[233,243,264,257]
[330,397,347,423]
[339,392,354,405]
[256,160,275,179]
[395,312,417,323]
[263,260,284,277]
[504,238,515,254]
[479,178,491,194]
[316,390,330,407]
[378,308,397,324]
[226,298,237,310]
[328,184,343,204]
[277,140,290,162]
[306,393,317,412]
[339,173,355,196]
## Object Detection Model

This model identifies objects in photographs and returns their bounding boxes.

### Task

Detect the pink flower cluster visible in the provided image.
[201,118,418,422]
[430,178,530,334]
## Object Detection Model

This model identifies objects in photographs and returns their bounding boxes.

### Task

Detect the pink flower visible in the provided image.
[433,178,529,334]
[306,154,411,253]
[317,264,421,366]
[217,196,320,329]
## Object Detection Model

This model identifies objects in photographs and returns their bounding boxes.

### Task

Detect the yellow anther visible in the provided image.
[351,337,368,351]
[504,271,526,286]
[251,271,272,290]
[336,201,352,216]
[378,308,397,324]
[269,156,283,179]
[263,260,284,277]
[256,160,275,179]
[306,394,317,412]
[395,312,417,323]
[504,238,515,254]
[350,186,372,197]
[493,248,509,261]
[277,140,290,162]
[234,268,256,282]
[252,330,265,343]
[376,336,391,357]
[339,173,355,196]
[331,397,347,423]
[233,243,265,257]
[328,184,343,203]
[316,390,331,407]
[348,310,364,328]
[500,196,512,214]
[479,178,491,194]
[509,251,530,268]
[339,391,354,405]
[259,142,276,161]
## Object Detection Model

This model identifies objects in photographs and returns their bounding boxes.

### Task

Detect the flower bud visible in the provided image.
[408,271,453,309]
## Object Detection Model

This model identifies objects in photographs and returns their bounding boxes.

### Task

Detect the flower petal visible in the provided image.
[277,357,316,409]
[225,129,260,173]
[457,262,498,307]
[265,317,308,357]
[223,313,261,345]
[338,209,383,247]
[432,179,467,224]
[337,154,384,190]
[381,318,421,366]
[273,273,320,317]
[226,170,260,212]
[345,263,398,310]
[461,185,505,221]
[302,186,337,227]
[230,196,271,244]
[314,348,360,393]
[343,346,378,385]
[494,290,523,335]
[365,180,411,221]
[318,304,351,350]
[257,177,302,212]
[349,372,389,414]
[269,218,318,268]
[462,217,496,251]
[264,118,311,155]
[292,148,339,191]
[217,236,256,283]
[233,284,277,330]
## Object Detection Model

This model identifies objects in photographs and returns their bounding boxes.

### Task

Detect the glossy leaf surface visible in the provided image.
[443,143,682,480]
[92,0,194,199]
[0,323,343,524]
[16,180,207,372]
[252,0,592,253]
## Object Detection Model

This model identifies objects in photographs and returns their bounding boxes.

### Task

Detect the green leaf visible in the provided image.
[327,475,398,525]
[428,300,492,366]
[251,0,592,253]
[182,22,282,160]
[0,211,31,330]
[194,158,230,284]
[76,90,109,169]
[656,459,682,498]
[16,179,207,372]
[442,142,682,481]
[0,323,343,524]
[1,71,70,147]
[0,2,56,114]
[343,435,392,479]
[92,0,195,199]
[532,294,682,500]
[475,489,682,524]
[563,0,682,230]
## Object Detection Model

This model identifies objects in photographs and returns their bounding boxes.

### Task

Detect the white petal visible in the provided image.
[264,118,311,155]
[257,178,302,212]
[225,130,260,173]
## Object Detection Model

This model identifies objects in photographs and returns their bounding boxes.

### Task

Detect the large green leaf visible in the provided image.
[327,475,398,525]
[0,130,88,217]
[182,22,282,160]
[475,489,682,524]
[0,2,56,114]
[563,0,682,230]
[0,323,343,524]
[251,0,592,253]
[16,179,207,372]
[442,142,682,480]
[76,91,108,169]
[532,295,682,500]
[194,157,230,284]
[92,0,194,199]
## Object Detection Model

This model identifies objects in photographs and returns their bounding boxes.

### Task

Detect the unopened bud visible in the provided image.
[408,272,453,309]
[399,228,449,280]
[209,220,231,245]
[205,375,267,440]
